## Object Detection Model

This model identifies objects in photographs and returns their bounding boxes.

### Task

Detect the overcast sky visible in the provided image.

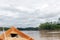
[0,0,60,27]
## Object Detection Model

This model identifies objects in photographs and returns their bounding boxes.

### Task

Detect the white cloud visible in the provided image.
[0,11,18,18]
[0,0,60,27]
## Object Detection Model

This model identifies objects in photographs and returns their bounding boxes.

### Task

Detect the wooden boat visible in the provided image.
[0,26,34,40]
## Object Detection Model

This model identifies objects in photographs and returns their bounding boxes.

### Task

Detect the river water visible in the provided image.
[0,31,60,40]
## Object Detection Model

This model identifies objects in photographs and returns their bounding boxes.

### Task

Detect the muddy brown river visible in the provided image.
[0,31,60,40]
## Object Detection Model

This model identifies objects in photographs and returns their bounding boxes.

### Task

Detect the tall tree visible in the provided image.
[57,18,60,25]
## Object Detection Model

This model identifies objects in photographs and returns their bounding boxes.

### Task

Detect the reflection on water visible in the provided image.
[1,31,60,40]
[23,31,60,40]
[40,30,60,40]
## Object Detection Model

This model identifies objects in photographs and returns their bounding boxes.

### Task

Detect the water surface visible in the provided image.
[1,31,60,40]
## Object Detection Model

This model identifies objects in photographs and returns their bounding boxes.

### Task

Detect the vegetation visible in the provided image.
[0,27,9,31]
[17,27,39,31]
[0,27,39,31]
[39,18,60,30]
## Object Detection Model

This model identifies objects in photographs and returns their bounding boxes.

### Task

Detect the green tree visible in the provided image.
[39,22,60,30]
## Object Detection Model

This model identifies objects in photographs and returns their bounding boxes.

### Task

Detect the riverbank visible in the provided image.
[39,22,60,30]
[0,27,39,31]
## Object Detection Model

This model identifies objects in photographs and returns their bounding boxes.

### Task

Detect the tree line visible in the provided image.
[0,27,39,31]
[39,18,60,30]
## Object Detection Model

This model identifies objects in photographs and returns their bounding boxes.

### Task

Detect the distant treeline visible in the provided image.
[0,27,39,31]
[39,18,60,30]
[39,22,60,30]
[17,27,39,31]
[0,27,9,31]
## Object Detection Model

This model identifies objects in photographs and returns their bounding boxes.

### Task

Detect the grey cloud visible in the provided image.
[0,7,60,19]
[0,0,60,27]
[0,7,60,27]
[0,7,59,27]
[0,7,28,14]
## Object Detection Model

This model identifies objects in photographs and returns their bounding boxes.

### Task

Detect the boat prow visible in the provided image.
[0,26,34,40]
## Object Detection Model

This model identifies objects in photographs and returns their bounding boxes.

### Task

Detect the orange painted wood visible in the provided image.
[0,26,34,40]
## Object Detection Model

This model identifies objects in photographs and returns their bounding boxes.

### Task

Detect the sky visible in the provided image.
[0,0,60,27]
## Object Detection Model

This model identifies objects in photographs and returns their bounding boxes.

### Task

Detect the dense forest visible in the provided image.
[39,18,60,30]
